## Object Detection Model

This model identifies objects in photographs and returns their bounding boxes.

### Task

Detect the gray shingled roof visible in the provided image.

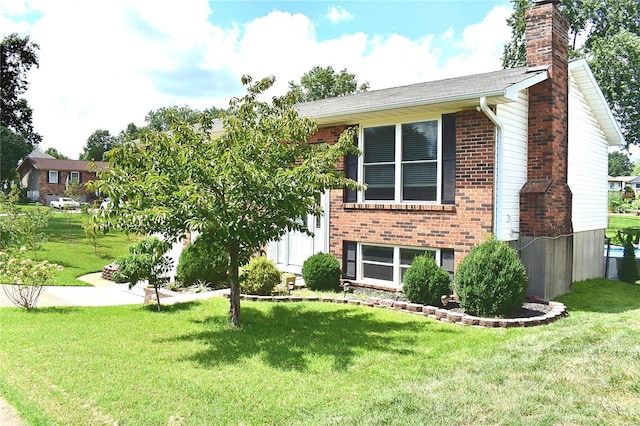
[295,66,546,119]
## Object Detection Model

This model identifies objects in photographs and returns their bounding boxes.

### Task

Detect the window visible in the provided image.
[360,243,436,286]
[70,171,80,184]
[48,170,59,184]
[362,120,439,202]
[343,241,454,288]
[345,114,456,205]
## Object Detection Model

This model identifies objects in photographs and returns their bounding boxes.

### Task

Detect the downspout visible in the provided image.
[477,96,504,238]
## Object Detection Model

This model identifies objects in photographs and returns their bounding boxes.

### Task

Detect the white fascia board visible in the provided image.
[569,59,625,146]
[503,70,548,101]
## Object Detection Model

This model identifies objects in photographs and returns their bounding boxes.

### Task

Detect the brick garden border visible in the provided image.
[230,294,568,328]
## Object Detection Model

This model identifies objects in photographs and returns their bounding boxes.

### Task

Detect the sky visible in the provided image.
[1,0,515,159]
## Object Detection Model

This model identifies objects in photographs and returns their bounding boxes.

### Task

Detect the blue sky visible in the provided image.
[0,0,513,158]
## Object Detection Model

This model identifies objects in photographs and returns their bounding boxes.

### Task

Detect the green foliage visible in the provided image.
[116,237,174,311]
[616,227,640,283]
[609,151,633,177]
[176,235,228,289]
[90,74,361,327]
[454,236,528,317]
[0,126,31,183]
[503,0,640,147]
[288,65,369,102]
[0,33,41,146]
[240,256,281,295]
[302,252,341,291]
[44,147,69,159]
[402,255,451,306]
[81,129,120,161]
[0,188,50,258]
[0,247,62,310]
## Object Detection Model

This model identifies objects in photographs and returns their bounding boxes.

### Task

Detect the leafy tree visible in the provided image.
[116,237,174,312]
[502,0,640,147]
[0,33,41,146]
[288,65,369,102]
[144,105,201,132]
[44,147,70,159]
[117,122,141,142]
[609,151,633,177]
[0,125,31,184]
[80,129,119,161]
[90,75,360,327]
[0,187,50,258]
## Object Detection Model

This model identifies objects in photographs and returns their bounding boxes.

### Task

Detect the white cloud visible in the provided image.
[1,2,513,159]
[327,6,353,23]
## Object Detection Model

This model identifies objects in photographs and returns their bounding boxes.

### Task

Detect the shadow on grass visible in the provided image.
[162,302,458,372]
[558,279,640,313]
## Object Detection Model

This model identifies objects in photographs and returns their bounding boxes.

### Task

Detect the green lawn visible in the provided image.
[2,208,133,286]
[0,279,638,425]
[606,213,640,241]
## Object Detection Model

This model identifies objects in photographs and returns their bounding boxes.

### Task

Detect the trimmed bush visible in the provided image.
[176,235,228,289]
[454,236,528,317]
[302,252,341,291]
[402,255,451,306]
[241,257,281,295]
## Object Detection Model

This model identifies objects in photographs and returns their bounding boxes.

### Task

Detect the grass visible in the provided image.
[0,278,639,425]
[2,208,133,286]
[606,213,640,241]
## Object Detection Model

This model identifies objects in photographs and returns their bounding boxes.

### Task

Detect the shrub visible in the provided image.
[402,255,451,306]
[176,235,228,289]
[302,252,341,291]
[454,236,528,317]
[241,257,281,295]
[617,228,640,284]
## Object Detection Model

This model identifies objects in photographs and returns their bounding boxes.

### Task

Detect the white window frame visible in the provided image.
[48,170,59,184]
[359,116,442,204]
[69,171,80,184]
[358,243,439,288]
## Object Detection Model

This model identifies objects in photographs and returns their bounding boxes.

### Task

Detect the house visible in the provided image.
[17,153,107,206]
[608,176,640,194]
[266,0,623,300]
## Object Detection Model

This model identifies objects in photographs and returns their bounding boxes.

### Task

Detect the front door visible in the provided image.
[268,193,328,274]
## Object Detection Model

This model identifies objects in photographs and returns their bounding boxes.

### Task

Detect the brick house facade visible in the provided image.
[17,157,107,205]
[265,0,622,299]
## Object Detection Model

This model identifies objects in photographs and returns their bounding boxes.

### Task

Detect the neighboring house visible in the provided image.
[266,0,623,300]
[17,154,107,205]
[608,176,640,193]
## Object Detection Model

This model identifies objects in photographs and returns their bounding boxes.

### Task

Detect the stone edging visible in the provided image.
[232,294,568,328]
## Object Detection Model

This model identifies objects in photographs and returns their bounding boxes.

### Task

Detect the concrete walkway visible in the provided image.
[0,274,229,425]
[0,273,228,308]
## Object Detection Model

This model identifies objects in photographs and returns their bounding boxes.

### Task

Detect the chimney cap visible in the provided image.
[532,0,560,5]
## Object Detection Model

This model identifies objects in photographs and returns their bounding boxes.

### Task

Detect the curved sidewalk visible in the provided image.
[0,273,228,308]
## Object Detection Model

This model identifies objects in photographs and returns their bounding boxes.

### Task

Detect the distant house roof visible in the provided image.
[28,150,56,159]
[608,176,640,184]
[17,158,107,175]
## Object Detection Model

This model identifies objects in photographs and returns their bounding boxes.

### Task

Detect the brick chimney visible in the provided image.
[519,0,572,237]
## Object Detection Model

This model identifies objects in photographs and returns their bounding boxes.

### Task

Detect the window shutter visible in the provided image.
[343,241,357,280]
[441,114,456,204]
[441,249,455,283]
[46,171,50,183]
[344,130,359,203]
[78,173,82,184]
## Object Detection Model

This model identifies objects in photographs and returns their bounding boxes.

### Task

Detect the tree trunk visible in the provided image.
[153,283,161,312]
[228,253,241,328]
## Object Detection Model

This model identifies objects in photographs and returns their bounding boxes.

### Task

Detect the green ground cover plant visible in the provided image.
[1,209,132,286]
[0,278,638,425]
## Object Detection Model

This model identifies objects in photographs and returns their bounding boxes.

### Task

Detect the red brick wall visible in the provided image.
[38,170,99,204]
[319,110,495,273]
[520,1,572,237]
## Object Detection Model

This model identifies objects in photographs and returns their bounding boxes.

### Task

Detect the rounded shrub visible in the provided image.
[176,235,228,289]
[402,255,451,306]
[241,257,281,295]
[454,236,528,317]
[302,252,341,291]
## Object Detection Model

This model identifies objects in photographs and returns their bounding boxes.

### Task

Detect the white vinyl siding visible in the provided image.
[567,73,609,232]
[496,90,529,241]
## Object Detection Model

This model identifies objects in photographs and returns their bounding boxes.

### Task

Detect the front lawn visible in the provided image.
[1,208,133,285]
[606,213,640,241]
[0,279,638,425]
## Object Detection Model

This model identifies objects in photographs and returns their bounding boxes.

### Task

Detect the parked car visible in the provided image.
[50,197,80,209]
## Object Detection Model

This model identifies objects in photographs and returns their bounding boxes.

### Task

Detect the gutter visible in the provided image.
[477,96,504,238]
